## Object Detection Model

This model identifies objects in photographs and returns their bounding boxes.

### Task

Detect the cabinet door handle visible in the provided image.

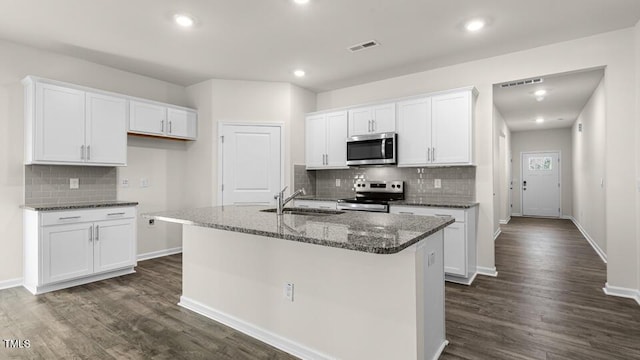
[372,119,376,132]
[427,148,431,162]
[96,225,100,241]
[161,120,164,132]
[325,154,328,165]
[87,145,91,160]
[89,226,93,242]
[59,216,81,220]
[169,121,172,133]
[107,212,126,216]
[435,214,450,217]
[81,145,85,160]
[433,147,436,162]
[399,211,414,215]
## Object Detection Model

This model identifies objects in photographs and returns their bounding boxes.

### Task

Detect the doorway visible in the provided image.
[218,123,283,206]
[521,151,560,217]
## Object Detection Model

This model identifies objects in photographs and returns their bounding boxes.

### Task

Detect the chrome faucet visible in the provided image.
[274,186,306,215]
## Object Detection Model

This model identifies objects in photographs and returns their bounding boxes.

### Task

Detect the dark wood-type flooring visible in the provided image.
[1,217,639,359]
[441,217,640,360]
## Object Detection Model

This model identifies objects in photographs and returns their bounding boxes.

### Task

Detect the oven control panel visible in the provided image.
[354,180,404,193]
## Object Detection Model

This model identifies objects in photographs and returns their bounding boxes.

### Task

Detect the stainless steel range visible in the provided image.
[337,180,404,213]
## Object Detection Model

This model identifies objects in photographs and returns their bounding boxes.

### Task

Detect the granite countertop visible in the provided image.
[393,198,479,209]
[296,195,478,209]
[146,206,454,255]
[22,200,139,211]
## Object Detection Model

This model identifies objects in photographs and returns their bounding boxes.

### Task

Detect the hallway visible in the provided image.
[442,217,640,359]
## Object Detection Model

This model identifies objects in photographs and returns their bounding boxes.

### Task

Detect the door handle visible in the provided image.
[89,226,93,242]
[96,225,100,241]
[432,147,436,162]
[81,145,85,160]
[427,148,431,162]
[87,145,91,160]
[381,139,386,158]
[368,120,371,132]
[161,120,164,132]
[169,121,172,133]
[523,180,527,186]
[372,119,375,132]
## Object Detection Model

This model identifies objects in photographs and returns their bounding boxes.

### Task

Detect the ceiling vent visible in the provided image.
[500,78,544,88]
[348,40,380,52]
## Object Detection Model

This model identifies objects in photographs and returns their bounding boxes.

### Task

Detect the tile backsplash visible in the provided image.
[25,165,117,205]
[294,165,475,202]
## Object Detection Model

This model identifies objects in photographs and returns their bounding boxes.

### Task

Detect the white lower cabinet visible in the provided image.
[24,206,137,295]
[390,205,478,285]
[293,200,337,210]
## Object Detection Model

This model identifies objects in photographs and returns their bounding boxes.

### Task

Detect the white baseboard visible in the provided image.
[137,247,183,261]
[603,283,640,306]
[431,340,449,360]
[179,296,335,360]
[499,217,511,225]
[560,215,572,220]
[494,228,502,240]
[569,217,607,264]
[0,278,23,291]
[446,272,477,286]
[511,213,522,217]
[476,266,498,277]
[25,268,135,295]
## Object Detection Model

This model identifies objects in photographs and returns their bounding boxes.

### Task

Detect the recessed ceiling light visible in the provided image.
[294,69,306,77]
[465,19,485,32]
[534,90,547,96]
[293,0,310,4]
[536,118,545,124]
[174,14,195,27]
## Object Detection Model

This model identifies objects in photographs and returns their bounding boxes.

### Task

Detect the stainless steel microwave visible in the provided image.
[346,132,396,166]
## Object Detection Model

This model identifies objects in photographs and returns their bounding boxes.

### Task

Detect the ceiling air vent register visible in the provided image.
[500,78,544,88]
[348,40,380,52]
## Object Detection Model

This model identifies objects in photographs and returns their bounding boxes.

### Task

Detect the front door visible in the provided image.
[521,152,560,217]
[219,124,282,205]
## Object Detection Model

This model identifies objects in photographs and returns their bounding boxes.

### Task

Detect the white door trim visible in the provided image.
[217,122,285,206]
[520,150,562,217]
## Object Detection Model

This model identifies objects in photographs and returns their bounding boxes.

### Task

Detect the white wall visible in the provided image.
[184,79,316,207]
[0,39,190,283]
[572,78,606,257]
[317,28,638,289]
[510,129,573,217]
[494,106,511,225]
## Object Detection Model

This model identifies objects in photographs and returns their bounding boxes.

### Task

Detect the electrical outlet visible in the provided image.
[121,178,129,188]
[284,282,294,302]
[140,178,149,188]
[428,251,436,267]
[69,178,79,189]
[335,178,341,187]
[434,179,441,189]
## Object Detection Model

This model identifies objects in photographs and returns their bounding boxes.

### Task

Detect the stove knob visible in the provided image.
[391,184,395,188]
[397,184,401,189]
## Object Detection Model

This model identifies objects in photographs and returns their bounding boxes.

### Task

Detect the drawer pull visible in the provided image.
[399,211,414,215]
[59,216,81,220]
[320,206,331,209]
[107,212,126,216]
[435,214,450,217]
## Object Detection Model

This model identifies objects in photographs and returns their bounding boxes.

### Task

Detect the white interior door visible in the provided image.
[522,152,560,217]
[220,124,282,205]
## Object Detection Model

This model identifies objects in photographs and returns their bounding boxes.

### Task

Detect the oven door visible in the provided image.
[346,132,396,166]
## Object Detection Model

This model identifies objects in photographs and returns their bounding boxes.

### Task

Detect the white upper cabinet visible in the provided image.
[348,103,396,136]
[86,92,127,165]
[397,88,475,167]
[129,101,166,136]
[25,77,127,166]
[129,101,197,140]
[167,108,197,139]
[431,91,473,165]
[305,111,348,169]
[34,82,86,163]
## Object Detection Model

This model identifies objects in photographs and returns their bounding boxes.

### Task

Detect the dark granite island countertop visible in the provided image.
[145,205,454,254]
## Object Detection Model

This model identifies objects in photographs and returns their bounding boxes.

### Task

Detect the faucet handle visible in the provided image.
[280,186,288,194]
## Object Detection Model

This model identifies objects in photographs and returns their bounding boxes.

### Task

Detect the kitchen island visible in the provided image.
[147,206,454,360]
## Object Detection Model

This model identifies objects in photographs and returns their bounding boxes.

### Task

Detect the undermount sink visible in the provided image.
[260,207,345,216]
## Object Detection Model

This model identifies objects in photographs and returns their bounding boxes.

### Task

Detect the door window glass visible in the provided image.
[528,157,553,171]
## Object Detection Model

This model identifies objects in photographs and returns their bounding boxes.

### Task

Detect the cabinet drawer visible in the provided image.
[390,206,465,222]
[41,207,136,226]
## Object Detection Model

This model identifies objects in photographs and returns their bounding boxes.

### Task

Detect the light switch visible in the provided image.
[69,178,79,189]
[121,178,129,188]
[336,178,341,187]
[434,179,441,189]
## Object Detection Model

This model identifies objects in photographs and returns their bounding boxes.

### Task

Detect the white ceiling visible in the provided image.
[493,69,604,132]
[0,0,639,91]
